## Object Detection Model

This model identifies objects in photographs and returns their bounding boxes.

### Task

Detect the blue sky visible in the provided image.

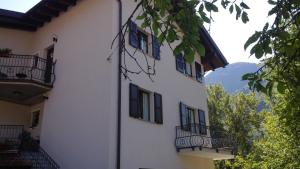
[0,0,272,64]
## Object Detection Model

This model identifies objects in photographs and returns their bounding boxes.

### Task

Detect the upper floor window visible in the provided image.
[176,54,203,83]
[129,83,163,124]
[195,62,203,83]
[179,102,207,135]
[129,21,160,60]
[176,53,192,77]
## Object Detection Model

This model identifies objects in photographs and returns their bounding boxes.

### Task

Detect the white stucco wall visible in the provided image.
[0,101,31,127]
[0,28,33,54]
[119,1,211,169]
[25,0,116,169]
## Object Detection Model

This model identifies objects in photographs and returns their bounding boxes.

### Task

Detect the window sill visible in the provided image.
[129,45,160,61]
[130,116,163,125]
[177,70,204,85]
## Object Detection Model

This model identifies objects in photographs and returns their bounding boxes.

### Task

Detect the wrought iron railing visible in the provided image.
[0,125,24,141]
[0,54,56,86]
[175,123,236,152]
[0,125,60,169]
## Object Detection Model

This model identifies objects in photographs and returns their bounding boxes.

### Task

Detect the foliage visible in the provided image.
[234,111,300,169]
[135,0,250,63]
[207,84,262,156]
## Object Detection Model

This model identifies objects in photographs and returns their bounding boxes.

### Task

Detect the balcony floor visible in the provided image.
[0,81,51,105]
[179,147,235,160]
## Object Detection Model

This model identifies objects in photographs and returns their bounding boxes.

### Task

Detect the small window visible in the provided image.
[129,83,163,124]
[195,62,203,83]
[176,53,192,76]
[31,110,40,128]
[179,102,207,134]
[129,21,148,54]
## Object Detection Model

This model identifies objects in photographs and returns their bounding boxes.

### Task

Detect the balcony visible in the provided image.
[175,123,236,160]
[0,54,55,105]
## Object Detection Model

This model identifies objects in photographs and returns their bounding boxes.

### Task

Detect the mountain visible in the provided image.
[205,62,258,93]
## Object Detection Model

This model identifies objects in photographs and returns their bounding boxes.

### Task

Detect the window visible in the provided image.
[176,53,192,76]
[129,21,160,59]
[179,102,207,134]
[31,110,40,128]
[195,62,203,83]
[129,83,163,124]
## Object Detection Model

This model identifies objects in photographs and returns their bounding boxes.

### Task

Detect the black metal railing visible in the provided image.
[0,125,24,141]
[175,123,236,152]
[0,125,60,169]
[0,54,56,86]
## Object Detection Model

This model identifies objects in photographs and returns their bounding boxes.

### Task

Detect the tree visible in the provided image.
[234,101,300,169]
[207,85,261,156]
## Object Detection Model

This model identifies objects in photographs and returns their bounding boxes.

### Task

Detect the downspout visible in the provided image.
[116,0,122,169]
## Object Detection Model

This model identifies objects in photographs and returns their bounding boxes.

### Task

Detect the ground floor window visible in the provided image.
[31,110,40,128]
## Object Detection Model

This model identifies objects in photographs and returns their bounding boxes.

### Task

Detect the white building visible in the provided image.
[0,1,233,169]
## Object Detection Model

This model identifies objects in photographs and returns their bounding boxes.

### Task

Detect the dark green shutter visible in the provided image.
[129,21,138,48]
[129,83,140,118]
[179,102,189,130]
[154,93,163,124]
[152,35,160,60]
[198,109,207,135]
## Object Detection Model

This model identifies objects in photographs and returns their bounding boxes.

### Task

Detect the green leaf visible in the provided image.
[244,32,261,50]
[196,43,206,57]
[268,0,277,5]
[277,82,286,94]
[204,1,218,12]
[229,5,234,14]
[240,2,250,9]
[241,12,249,23]
[242,73,253,80]
[136,15,145,20]
[235,4,241,19]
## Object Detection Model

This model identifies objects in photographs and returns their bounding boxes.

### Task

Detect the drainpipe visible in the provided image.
[116,0,122,169]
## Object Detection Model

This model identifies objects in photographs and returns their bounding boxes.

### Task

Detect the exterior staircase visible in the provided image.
[0,125,59,169]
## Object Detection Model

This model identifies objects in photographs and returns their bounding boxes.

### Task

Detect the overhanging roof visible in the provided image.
[0,0,78,31]
[200,28,229,71]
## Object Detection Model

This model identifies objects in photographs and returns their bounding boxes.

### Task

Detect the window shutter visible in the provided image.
[195,62,203,82]
[198,109,207,135]
[129,21,138,48]
[129,83,141,118]
[152,35,160,60]
[176,53,185,73]
[154,93,163,124]
[179,102,189,130]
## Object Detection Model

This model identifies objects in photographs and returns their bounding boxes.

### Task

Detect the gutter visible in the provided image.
[116,0,122,169]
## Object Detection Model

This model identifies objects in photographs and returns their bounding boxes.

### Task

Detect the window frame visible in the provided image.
[129,83,163,125]
[139,89,151,122]
[31,110,40,128]
[137,30,149,54]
